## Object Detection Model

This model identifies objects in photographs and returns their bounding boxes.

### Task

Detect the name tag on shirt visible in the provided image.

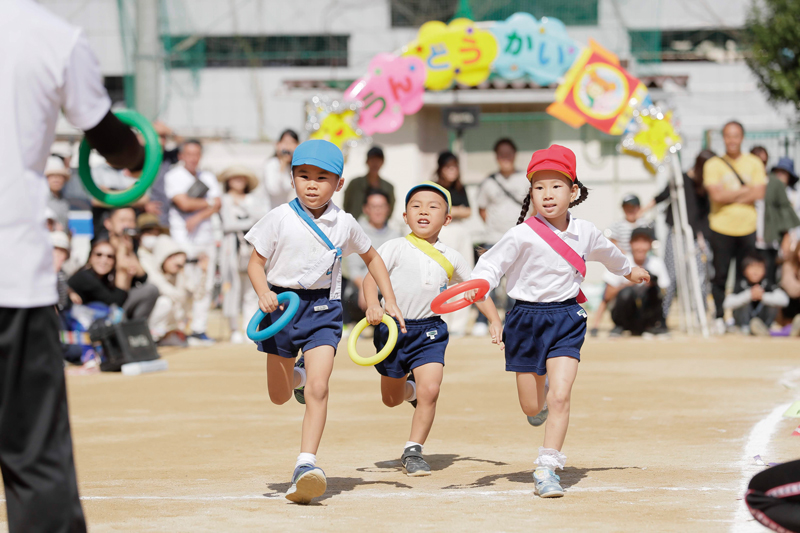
[314,305,329,312]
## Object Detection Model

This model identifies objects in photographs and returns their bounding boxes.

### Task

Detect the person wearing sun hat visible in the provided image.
[471,144,650,498]
[244,138,404,504]
[361,179,503,478]
[45,155,72,232]
[218,165,267,344]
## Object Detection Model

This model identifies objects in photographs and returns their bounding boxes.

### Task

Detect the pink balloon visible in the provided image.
[345,54,426,135]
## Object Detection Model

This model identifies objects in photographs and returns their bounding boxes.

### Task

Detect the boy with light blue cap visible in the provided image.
[245,139,405,504]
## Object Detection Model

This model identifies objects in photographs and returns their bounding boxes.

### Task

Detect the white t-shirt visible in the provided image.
[164,165,222,246]
[0,0,111,307]
[472,213,632,303]
[603,254,670,289]
[477,171,531,245]
[377,237,471,320]
[245,202,371,291]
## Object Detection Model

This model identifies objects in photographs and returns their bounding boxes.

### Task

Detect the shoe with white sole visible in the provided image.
[401,445,431,477]
[285,464,327,504]
[714,318,727,336]
[749,317,770,337]
[533,468,564,498]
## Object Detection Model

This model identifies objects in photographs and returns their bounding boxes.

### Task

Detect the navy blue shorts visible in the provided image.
[373,317,448,379]
[502,299,587,375]
[256,286,343,358]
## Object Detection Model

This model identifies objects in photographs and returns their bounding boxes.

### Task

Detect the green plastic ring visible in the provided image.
[78,109,163,207]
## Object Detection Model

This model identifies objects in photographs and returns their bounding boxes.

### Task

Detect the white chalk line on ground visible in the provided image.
[0,485,737,506]
[731,400,793,533]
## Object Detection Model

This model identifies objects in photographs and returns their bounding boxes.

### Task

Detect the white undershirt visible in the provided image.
[472,213,632,303]
[377,237,471,320]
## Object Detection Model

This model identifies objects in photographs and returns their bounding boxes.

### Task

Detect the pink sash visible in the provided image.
[524,216,587,304]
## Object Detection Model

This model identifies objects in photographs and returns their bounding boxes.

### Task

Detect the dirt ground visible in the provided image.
[1,331,798,532]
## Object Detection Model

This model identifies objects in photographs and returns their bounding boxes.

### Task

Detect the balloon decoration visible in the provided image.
[620,103,683,174]
[305,95,364,150]
[491,13,579,86]
[344,54,426,136]
[299,13,672,175]
[402,18,498,91]
[546,39,648,136]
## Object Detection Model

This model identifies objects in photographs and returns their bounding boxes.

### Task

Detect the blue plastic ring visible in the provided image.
[246,292,301,342]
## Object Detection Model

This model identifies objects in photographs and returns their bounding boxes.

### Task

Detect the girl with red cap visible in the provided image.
[471,144,650,498]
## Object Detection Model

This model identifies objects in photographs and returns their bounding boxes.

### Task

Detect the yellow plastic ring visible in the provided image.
[347,315,398,367]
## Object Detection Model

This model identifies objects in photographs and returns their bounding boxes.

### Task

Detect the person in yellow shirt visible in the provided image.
[703,121,767,334]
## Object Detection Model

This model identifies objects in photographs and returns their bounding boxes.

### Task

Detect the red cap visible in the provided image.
[526,144,577,182]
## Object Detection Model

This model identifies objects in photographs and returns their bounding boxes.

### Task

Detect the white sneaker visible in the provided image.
[472,322,489,337]
[714,318,727,336]
[230,331,245,344]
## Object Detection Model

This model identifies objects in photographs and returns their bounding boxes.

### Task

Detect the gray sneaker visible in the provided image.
[285,464,326,504]
[533,468,564,498]
[401,445,431,477]
[750,317,770,337]
[527,405,549,427]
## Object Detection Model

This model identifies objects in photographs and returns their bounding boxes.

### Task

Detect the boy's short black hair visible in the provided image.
[367,146,385,161]
[363,189,390,205]
[630,227,654,243]
[742,252,765,270]
[181,139,202,151]
[493,138,517,153]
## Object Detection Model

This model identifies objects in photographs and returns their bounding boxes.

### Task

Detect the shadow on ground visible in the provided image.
[356,454,509,474]
[265,477,412,504]
[442,465,643,490]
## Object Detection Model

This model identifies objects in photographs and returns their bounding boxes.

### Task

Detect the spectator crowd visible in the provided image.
[45,118,800,366]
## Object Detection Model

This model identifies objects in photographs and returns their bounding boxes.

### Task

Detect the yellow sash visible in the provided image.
[405,233,454,281]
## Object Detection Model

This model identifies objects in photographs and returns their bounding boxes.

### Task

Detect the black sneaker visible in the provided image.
[294,356,305,405]
[401,445,431,477]
[608,326,624,338]
[406,372,417,408]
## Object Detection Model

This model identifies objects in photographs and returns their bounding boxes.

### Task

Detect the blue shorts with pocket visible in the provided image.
[373,317,448,379]
[502,299,587,375]
[256,286,343,358]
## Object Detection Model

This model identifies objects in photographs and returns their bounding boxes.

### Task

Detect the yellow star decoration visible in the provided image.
[309,110,361,148]
[631,112,682,163]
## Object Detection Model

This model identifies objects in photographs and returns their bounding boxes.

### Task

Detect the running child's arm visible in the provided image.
[247,249,280,313]
[474,298,504,350]
[361,272,383,326]
[360,247,407,333]
[586,226,651,284]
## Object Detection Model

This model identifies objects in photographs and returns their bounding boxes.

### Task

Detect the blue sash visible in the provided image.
[289,198,343,299]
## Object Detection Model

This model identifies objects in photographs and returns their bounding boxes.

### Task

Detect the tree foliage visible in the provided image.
[745,0,800,113]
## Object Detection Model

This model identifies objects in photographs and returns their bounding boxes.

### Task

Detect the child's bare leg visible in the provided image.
[266,354,298,405]
[381,375,411,407]
[408,363,443,445]
[299,345,335,454]
[515,372,547,417]
[542,357,579,451]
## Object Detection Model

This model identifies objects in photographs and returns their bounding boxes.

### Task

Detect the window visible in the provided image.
[162,35,349,69]
[390,0,599,27]
[630,28,744,63]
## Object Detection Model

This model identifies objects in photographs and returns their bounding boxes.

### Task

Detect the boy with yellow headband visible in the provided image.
[362,181,503,477]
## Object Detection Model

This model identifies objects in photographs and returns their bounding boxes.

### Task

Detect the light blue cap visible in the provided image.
[291,139,344,177]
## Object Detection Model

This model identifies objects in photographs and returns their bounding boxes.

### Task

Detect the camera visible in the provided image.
[280,150,292,157]
[122,228,138,237]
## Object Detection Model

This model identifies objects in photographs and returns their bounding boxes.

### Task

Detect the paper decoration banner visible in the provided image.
[305,96,363,150]
[547,39,648,135]
[344,54,426,136]
[402,18,498,91]
[492,13,579,86]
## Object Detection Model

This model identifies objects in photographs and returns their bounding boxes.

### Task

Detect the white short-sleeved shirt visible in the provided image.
[472,213,632,303]
[0,0,111,307]
[377,237,472,320]
[165,165,222,245]
[245,202,371,291]
[477,171,531,245]
[604,255,670,289]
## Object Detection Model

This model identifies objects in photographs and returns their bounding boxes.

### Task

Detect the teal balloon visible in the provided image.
[492,12,579,86]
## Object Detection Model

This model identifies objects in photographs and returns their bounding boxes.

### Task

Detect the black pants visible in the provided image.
[746,459,800,532]
[610,284,664,335]
[0,307,86,532]
[708,230,756,319]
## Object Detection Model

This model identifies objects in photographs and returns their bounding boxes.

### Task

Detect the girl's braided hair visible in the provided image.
[515,179,590,225]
